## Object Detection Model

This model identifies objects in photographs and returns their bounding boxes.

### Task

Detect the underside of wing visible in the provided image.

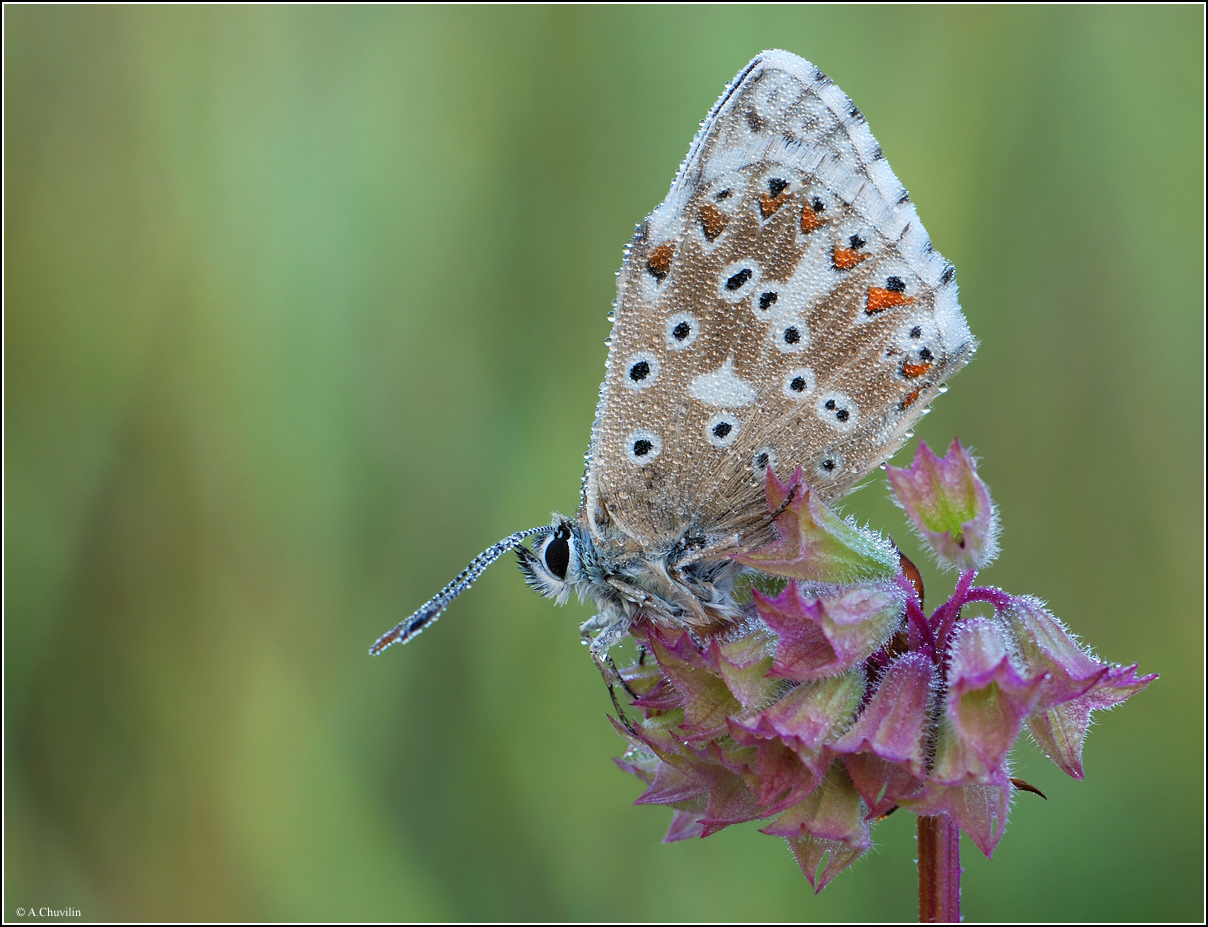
[583,50,976,554]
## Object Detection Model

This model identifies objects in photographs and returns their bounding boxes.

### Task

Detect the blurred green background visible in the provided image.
[5,6,1202,922]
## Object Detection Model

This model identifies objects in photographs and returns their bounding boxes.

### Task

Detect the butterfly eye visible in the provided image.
[542,526,572,581]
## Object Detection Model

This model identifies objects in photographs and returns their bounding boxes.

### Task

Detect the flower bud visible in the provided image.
[887,439,999,571]
[754,581,905,681]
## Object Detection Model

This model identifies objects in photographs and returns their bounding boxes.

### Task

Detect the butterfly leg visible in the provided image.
[582,616,638,731]
[770,481,800,519]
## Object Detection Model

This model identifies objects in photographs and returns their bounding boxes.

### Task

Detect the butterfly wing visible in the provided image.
[583,50,975,553]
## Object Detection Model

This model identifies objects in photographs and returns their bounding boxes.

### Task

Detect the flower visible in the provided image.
[613,441,1156,891]
[886,438,999,571]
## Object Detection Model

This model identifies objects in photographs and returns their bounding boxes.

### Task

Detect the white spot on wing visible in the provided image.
[815,452,845,481]
[625,430,662,464]
[665,311,700,349]
[773,318,810,352]
[783,367,816,398]
[689,358,757,407]
[705,413,741,447]
[753,446,778,474]
[816,391,859,431]
[622,351,660,390]
[717,260,762,302]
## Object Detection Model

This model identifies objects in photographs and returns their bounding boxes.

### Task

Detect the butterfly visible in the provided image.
[371,50,975,680]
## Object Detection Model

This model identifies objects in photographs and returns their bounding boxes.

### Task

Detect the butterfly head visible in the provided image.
[516,515,586,606]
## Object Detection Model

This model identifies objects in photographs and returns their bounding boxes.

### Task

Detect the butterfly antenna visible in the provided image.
[370,525,552,655]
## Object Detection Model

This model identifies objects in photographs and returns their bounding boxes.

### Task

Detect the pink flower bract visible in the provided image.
[613,441,1155,888]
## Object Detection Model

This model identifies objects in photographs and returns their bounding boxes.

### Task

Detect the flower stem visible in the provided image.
[932,569,977,651]
[918,814,961,923]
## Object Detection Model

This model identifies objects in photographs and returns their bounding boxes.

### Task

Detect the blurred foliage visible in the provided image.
[5,6,1202,922]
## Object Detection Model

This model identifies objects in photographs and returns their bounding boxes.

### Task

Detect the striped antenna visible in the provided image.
[369,526,552,655]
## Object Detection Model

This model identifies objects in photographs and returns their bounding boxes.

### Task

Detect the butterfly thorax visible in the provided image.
[517,512,748,652]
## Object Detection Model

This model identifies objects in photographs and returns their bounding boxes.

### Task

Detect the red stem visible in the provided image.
[918,814,961,923]
[932,569,977,652]
[964,585,1015,612]
[897,572,936,656]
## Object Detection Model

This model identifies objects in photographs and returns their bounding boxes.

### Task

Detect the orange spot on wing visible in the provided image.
[801,203,828,234]
[646,242,674,280]
[902,359,933,379]
[758,190,790,218]
[900,387,923,410]
[865,287,916,314]
[700,204,729,241]
[831,245,870,271]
